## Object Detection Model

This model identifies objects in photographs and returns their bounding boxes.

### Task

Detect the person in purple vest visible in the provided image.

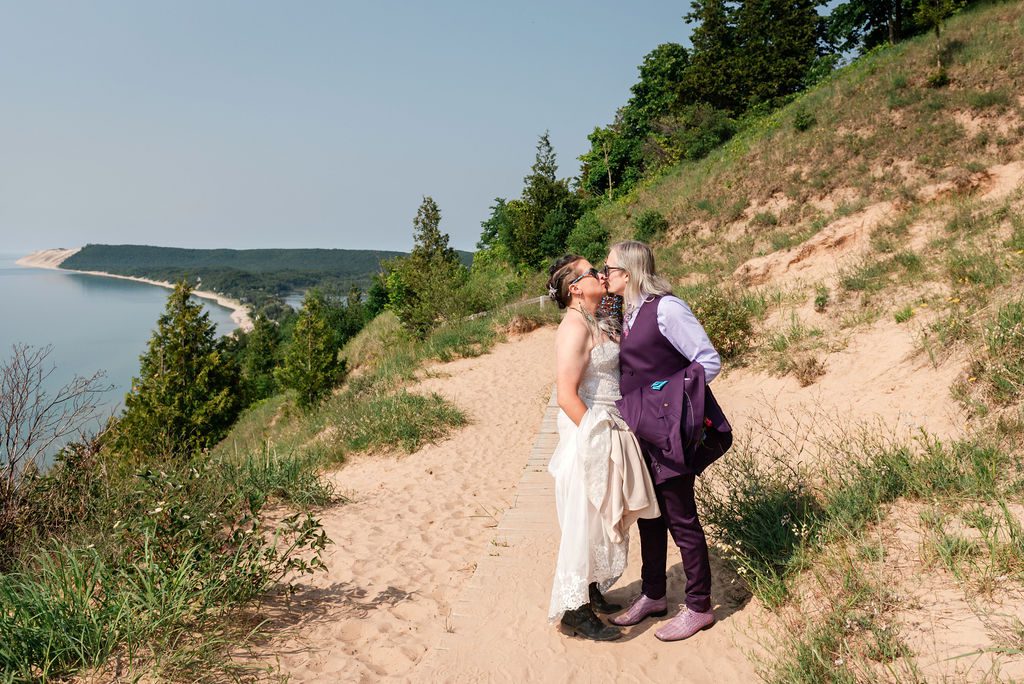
[601,240,721,642]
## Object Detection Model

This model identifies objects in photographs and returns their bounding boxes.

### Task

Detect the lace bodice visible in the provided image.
[579,342,622,409]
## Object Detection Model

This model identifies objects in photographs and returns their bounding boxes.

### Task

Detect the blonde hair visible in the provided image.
[609,240,672,305]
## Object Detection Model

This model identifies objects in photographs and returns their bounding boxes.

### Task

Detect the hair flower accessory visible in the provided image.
[548,283,559,300]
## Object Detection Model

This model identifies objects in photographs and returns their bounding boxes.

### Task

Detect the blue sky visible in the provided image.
[0,1,705,253]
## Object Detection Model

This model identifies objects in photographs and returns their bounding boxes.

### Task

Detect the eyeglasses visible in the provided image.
[601,264,626,278]
[569,268,599,286]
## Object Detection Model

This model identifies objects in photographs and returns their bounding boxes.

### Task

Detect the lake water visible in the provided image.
[0,253,239,428]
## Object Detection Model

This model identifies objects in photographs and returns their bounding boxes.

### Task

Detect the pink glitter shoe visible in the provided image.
[610,594,668,626]
[654,606,715,641]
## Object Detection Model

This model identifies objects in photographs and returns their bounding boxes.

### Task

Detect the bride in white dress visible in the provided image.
[545,255,660,641]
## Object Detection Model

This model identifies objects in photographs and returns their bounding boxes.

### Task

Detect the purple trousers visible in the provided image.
[636,467,712,613]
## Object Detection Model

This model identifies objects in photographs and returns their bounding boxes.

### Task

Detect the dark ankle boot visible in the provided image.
[588,582,622,614]
[560,603,622,641]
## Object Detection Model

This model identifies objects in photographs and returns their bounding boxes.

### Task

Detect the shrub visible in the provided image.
[793,354,826,386]
[678,283,755,361]
[566,213,610,264]
[0,451,330,681]
[926,69,950,88]
[647,104,737,165]
[633,210,669,243]
[752,211,779,227]
[1,346,109,568]
[793,109,817,132]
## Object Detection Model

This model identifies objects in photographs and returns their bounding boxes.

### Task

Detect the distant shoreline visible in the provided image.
[17,248,254,332]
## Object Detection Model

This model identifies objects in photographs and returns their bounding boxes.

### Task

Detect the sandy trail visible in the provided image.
[252,328,559,681]
[414,391,764,684]
[256,307,971,682]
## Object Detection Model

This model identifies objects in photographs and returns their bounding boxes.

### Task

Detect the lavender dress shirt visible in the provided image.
[626,295,721,383]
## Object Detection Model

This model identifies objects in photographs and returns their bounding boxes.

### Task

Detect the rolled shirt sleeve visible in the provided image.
[656,296,721,383]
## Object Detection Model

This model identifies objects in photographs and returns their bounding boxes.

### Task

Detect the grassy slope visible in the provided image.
[599,2,1023,285]
[605,3,1024,681]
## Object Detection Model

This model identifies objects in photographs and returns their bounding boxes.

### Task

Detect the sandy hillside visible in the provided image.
[248,160,1024,683]
[249,298,979,683]
[15,247,81,268]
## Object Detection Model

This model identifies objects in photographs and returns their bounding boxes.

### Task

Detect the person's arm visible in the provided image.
[657,296,722,382]
[555,318,592,426]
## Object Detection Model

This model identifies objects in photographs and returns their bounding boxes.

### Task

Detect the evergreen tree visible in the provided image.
[276,290,342,410]
[684,0,823,111]
[365,273,390,319]
[684,0,742,112]
[115,282,241,457]
[503,133,581,266]
[410,196,460,265]
[240,315,279,403]
[733,0,822,106]
[386,196,469,336]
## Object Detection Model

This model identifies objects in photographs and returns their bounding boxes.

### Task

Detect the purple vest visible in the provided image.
[619,296,685,397]
[618,295,731,481]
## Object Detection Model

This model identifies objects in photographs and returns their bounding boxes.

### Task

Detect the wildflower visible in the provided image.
[834,657,844,666]
[183,514,191,520]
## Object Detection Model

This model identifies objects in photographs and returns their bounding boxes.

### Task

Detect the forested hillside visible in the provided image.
[61,243,473,318]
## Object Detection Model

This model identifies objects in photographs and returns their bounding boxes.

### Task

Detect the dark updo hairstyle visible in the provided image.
[546,254,584,309]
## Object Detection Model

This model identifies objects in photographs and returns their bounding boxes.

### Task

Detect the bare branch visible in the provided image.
[1,344,113,533]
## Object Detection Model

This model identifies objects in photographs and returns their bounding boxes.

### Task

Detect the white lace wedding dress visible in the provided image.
[547,342,658,622]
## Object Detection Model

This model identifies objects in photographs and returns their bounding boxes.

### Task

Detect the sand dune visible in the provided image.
[248,301,990,682]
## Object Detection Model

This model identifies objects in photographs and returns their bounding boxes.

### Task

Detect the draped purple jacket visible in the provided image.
[616,295,732,482]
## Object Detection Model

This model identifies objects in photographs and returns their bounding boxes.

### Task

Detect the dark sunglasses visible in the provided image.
[600,264,626,278]
[569,268,599,286]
